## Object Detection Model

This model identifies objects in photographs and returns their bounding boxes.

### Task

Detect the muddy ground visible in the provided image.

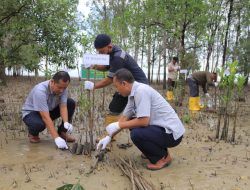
[0,76,250,190]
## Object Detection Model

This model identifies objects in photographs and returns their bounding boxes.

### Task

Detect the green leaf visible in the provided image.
[56,184,74,190]
[71,183,85,190]
[56,183,85,190]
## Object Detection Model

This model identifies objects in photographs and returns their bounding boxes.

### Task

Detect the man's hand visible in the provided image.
[84,81,94,90]
[64,122,73,133]
[55,137,68,149]
[106,122,120,137]
[82,63,92,69]
[205,93,210,98]
[96,136,111,150]
[176,66,181,71]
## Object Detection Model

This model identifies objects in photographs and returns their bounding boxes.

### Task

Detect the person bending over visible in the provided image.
[22,71,76,149]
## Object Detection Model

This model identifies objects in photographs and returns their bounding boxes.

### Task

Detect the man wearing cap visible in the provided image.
[84,34,148,114]
[22,71,76,149]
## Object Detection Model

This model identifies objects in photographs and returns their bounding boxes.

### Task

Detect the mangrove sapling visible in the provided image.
[77,84,91,155]
[89,69,97,152]
[216,61,245,142]
[83,68,96,154]
[101,72,106,111]
[173,72,186,107]
[231,75,246,142]
[75,135,84,155]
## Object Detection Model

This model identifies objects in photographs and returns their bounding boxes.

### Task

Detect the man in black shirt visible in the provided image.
[84,34,148,114]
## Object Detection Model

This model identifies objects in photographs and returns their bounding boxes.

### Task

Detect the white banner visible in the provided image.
[82,54,109,68]
[180,69,187,74]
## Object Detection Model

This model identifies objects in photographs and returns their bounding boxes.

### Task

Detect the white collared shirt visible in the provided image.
[168,61,179,80]
[123,81,185,140]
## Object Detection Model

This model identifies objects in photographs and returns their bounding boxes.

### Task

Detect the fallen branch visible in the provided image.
[117,156,157,190]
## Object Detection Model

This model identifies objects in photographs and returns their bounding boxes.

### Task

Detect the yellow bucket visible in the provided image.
[189,97,201,111]
[166,91,174,101]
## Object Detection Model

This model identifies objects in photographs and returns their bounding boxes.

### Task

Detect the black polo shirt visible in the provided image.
[107,45,148,84]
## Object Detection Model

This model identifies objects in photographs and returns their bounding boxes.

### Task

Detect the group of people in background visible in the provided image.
[21,33,217,171]
[167,56,217,111]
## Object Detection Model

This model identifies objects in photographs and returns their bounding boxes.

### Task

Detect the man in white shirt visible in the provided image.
[97,68,185,170]
[166,57,180,100]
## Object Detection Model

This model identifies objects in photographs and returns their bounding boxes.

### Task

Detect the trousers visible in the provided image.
[187,77,199,97]
[167,78,176,91]
[109,92,128,114]
[23,98,75,136]
[130,125,183,164]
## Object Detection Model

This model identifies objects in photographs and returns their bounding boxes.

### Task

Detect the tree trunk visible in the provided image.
[35,68,39,77]
[214,33,220,69]
[45,58,48,79]
[157,53,162,84]
[206,43,213,71]
[232,7,241,62]
[163,32,167,90]
[0,62,6,86]
[146,30,151,83]
[140,28,145,69]
[150,34,156,84]
[222,0,234,67]
[206,1,222,71]
[134,29,140,62]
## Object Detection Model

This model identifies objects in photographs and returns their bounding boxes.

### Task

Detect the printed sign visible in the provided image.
[180,69,188,74]
[82,54,109,68]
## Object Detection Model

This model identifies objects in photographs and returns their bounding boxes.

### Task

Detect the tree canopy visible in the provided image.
[0,0,249,85]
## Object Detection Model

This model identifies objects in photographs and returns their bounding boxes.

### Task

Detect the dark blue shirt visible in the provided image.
[107,45,148,84]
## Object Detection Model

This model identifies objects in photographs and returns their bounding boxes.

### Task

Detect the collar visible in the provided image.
[129,81,140,97]
[110,45,120,55]
[48,80,54,95]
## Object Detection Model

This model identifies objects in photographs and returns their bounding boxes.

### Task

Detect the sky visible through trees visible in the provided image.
[0,0,249,83]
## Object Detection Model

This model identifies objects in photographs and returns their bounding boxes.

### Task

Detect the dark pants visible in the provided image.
[109,92,128,114]
[187,78,199,97]
[23,98,75,136]
[167,78,176,91]
[130,125,183,164]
